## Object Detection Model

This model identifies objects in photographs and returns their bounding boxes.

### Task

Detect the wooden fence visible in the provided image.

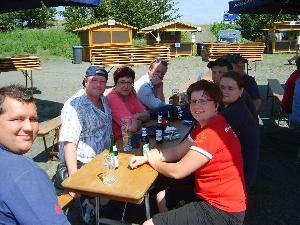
[91,45,170,66]
[202,42,266,62]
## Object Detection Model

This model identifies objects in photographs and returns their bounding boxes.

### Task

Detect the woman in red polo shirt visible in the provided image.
[129,80,246,225]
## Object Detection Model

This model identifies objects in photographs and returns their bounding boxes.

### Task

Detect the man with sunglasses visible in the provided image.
[134,59,168,109]
[58,66,112,224]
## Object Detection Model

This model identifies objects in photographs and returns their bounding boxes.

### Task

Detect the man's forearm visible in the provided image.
[64,142,78,176]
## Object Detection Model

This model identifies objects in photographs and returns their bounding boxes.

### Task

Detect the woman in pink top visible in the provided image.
[106,66,150,140]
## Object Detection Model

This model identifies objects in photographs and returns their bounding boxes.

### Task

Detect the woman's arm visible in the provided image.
[148,148,209,179]
[129,138,192,169]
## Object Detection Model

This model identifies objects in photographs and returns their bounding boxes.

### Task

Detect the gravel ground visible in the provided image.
[1,54,300,224]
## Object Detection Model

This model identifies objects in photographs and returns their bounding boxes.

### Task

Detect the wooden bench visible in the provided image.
[201,42,265,62]
[38,116,61,160]
[266,79,284,118]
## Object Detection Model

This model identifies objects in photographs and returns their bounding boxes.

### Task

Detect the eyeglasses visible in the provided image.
[189,98,213,106]
[117,81,133,86]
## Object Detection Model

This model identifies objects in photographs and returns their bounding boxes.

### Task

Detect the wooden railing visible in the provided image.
[201,42,265,62]
[91,45,170,66]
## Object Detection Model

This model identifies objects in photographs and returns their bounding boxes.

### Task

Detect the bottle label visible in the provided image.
[113,155,119,168]
[156,130,163,141]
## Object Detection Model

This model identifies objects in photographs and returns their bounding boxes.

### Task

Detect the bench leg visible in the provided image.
[42,137,47,152]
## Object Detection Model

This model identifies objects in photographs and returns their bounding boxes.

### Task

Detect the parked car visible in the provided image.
[217,29,241,42]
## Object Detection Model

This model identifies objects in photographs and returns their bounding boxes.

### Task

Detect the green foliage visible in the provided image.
[63,0,181,31]
[133,38,147,46]
[181,32,191,42]
[0,7,56,32]
[210,22,236,37]
[0,28,79,59]
[61,7,96,32]
[237,14,299,41]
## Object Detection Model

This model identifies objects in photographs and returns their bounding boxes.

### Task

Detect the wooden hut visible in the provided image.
[74,20,138,61]
[262,21,300,53]
[139,21,200,57]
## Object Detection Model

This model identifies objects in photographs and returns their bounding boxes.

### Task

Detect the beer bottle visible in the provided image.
[167,98,174,122]
[112,145,119,168]
[109,136,115,153]
[141,127,150,156]
[156,112,164,144]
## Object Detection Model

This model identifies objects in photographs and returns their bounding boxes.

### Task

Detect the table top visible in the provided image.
[62,120,193,204]
[62,151,158,204]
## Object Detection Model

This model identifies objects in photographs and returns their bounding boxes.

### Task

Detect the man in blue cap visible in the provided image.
[222,54,262,111]
[58,66,112,224]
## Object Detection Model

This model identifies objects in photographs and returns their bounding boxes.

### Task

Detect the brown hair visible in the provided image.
[187,80,223,104]
[0,85,35,115]
[220,71,244,89]
[149,58,168,70]
[113,66,135,85]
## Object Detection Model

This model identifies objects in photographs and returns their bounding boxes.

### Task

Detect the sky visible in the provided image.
[176,0,230,25]
[57,0,230,24]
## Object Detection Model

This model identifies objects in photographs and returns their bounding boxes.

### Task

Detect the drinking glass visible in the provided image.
[102,153,116,185]
[172,89,180,105]
[120,117,132,151]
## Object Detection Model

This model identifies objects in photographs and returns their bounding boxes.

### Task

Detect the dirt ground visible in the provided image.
[1,54,300,225]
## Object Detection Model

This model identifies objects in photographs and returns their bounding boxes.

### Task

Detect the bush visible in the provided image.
[0,28,79,59]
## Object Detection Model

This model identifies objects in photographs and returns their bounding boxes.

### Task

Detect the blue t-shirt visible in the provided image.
[0,145,69,225]
[243,74,261,100]
[220,97,260,192]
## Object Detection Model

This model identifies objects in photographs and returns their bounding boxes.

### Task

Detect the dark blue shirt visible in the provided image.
[243,74,261,100]
[220,97,260,192]
[0,145,69,225]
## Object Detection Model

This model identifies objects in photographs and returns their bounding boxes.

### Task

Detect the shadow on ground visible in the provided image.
[35,98,63,122]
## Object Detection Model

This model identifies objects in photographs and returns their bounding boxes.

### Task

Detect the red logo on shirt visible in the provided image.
[55,203,63,214]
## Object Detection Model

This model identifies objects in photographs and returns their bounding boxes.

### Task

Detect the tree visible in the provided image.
[0,6,56,32]
[62,0,180,31]
[17,6,56,29]
[210,22,236,37]
[237,14,298,41]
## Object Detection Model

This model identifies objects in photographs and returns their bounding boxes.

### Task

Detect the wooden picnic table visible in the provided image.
[62,120,193,225]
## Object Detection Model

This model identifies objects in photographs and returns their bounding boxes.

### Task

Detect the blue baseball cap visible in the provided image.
[85,66,108,79]
[221,54,248,64]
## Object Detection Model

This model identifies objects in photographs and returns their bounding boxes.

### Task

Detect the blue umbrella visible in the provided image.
[228,0,300,14]
[0,0,101,13]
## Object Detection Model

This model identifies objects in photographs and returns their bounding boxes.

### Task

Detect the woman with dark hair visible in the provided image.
[129,80,246,225]
[219,71,260,193]
[106,66,149,141]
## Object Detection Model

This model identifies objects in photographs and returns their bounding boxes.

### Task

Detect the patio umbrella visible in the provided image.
[0,0,101,13]
[228,0,300,14]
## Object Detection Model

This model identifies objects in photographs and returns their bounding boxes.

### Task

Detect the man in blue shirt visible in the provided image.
[0,85,69,225]
[222,54,262,111]
[134,58,168,109]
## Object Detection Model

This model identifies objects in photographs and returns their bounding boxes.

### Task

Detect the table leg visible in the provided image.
[96,197,100,225]
[145,192,150,219]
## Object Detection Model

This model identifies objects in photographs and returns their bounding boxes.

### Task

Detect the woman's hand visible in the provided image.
[129,155,148,169]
